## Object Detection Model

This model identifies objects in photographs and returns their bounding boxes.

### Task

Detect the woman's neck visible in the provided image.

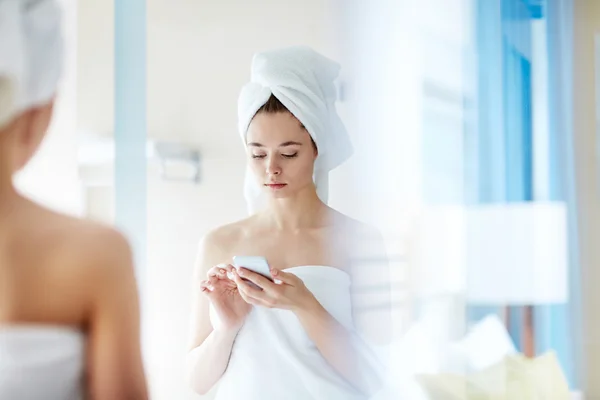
[265,186,330,231]
[0,132,18,204]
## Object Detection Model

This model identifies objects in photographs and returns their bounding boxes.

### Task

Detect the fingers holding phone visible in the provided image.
[201,263,250,332]
[231,256,275,290]
[205,264,236,290]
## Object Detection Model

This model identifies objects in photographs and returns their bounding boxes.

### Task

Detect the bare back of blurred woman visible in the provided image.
[0,1,148,399]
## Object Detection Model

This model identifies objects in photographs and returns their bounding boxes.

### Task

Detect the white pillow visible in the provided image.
[450,314,517,372]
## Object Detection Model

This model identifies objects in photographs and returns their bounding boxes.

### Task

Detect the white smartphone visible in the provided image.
[232,256,273,288]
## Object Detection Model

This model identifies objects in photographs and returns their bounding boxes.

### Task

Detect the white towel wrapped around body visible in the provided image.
[0,326,85,400]
[211,266,384,400]
[237,46,353,214]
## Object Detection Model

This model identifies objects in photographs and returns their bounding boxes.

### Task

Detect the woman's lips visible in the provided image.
[265,183,287,189]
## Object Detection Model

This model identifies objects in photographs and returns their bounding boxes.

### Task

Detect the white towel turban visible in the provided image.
[237,46,353,215]
[0,0,63,129]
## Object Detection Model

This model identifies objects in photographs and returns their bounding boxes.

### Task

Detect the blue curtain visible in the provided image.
[467,0,530,334]
[469,0,580,388]
[539,0,581,388]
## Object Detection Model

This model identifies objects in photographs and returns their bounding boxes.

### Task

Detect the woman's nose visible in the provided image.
[266,158,281,175]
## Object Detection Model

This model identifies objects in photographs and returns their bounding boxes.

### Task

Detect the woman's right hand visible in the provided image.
[200,264,251,333]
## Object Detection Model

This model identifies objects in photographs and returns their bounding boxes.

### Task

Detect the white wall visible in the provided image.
[76,0,113,136]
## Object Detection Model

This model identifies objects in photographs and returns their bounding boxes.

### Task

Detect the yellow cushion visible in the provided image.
[416,351,570,400]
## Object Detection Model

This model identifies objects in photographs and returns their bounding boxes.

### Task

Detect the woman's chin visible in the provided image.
[264,187,292,198]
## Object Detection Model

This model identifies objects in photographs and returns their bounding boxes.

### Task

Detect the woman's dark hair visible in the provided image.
[255,95,316,152]
[256,94,290,114]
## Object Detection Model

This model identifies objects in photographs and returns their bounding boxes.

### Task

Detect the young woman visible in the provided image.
[187,46,392,399]
[0,1,148,399]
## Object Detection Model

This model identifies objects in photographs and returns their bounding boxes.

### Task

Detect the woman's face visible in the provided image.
[246,111,317,199]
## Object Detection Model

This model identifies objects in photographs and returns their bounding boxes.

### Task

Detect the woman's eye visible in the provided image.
[251,154,266,159]
[282,153,298,159]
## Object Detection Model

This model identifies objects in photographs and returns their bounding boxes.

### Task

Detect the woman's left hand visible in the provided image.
[227,266,317,313]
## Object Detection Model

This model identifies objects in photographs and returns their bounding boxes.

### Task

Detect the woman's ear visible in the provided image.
[21,102,53,144]
[15,100,54,169]
[310,138,318,157]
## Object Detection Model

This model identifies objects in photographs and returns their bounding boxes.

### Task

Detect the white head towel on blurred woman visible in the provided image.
[0,0,62,128]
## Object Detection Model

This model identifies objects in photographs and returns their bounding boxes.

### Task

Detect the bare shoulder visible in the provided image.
[58,220,138,319]
[194,216,257,277]
[75,223,132,267]
[328,210,387,266]
[36,209,135,282]
[7,205,139,325]
[53,216,130,261]
[330,209,384,243]
[200,216,257,252]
